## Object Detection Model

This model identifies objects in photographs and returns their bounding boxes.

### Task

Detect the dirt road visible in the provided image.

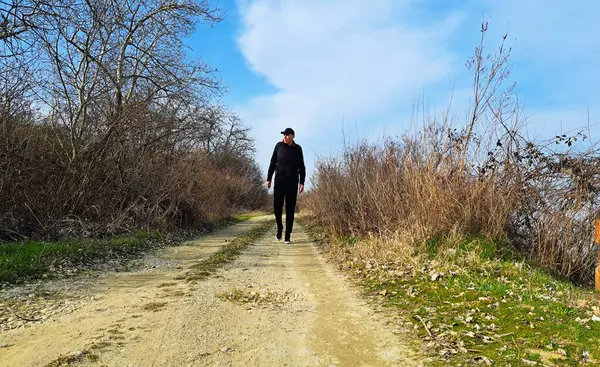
[0,216,422,366]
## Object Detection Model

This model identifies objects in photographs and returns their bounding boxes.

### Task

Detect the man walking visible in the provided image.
[266,128,306,244]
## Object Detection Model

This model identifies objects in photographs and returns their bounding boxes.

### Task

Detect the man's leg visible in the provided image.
[284,182,298,242]
[273,183,284,240]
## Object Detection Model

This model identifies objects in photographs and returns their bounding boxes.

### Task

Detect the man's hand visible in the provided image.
[266,181,271,189]
[299,184,304,194]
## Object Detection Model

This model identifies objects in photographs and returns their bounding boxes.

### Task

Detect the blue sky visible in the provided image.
[186,0,600,186]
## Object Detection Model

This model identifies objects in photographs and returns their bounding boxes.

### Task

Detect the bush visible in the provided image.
[0,106,268,241]
[305,23,600,285]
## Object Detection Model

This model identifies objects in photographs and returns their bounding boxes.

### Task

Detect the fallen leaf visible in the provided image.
[577,299,589,308]
[472,356,493,365]
[482,336,495,343]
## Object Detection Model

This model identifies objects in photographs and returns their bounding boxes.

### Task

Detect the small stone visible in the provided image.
[582,351,592,363]
[221,346,232,353]
[71,350,84,358]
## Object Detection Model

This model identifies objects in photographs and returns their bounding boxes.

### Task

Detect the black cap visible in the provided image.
[280,127,295,135]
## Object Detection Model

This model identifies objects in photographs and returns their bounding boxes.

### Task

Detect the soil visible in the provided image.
[0,216,423,366]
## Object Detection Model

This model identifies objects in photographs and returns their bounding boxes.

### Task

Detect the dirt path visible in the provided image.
[0,217,422,366]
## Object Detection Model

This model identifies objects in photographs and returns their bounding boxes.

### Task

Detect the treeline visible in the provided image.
[306,24,600,285]
[0,0,267,241]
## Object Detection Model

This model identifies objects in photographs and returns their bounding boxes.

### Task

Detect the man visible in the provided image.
[266,128,306,244]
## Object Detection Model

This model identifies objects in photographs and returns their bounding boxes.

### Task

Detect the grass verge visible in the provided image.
[184,219,274,281]
[0,212,265,285]
[45,349,99,366]
[44,336,114,366]
[0,231,159,284]
[304,220,600,367]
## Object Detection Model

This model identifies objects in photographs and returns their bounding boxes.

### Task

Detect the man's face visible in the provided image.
[283,134,294,144]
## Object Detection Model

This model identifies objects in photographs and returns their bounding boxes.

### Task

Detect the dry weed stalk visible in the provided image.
[306,23,600,285]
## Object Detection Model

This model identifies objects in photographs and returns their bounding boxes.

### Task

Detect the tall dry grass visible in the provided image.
[306,127,599,285]
[305,24,600,285]
[307,129,518,243]
[0,106,268,241]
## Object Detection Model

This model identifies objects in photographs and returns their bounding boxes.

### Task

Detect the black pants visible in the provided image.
[273,179,298,239]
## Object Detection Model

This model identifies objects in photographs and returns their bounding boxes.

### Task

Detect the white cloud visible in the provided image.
[234,0,600,185]
[235,0,462,180]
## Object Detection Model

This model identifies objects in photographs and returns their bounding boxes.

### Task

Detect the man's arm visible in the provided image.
[298,145,306,185]
[267,142,281,182]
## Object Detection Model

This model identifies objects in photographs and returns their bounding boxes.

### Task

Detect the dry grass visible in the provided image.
[306,120,598,285]
[141,302,167,312]
[304,23,600,285]
[306,137,516,243]
[0,108,269,241]
[217,288,300,308]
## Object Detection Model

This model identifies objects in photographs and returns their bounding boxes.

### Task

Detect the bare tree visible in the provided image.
[0,0,268,241]
[31,0,222,160]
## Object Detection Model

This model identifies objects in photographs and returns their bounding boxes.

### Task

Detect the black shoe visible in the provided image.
[284,234,291,244]
[276,228,283,241]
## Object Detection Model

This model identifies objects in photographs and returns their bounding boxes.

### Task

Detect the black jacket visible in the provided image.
[267,141,306,184]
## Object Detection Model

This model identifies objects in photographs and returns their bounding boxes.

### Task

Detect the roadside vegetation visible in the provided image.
[0,213,265,284]
[0,0,269,282]
[0,0,268,243]
[303,23,600,366]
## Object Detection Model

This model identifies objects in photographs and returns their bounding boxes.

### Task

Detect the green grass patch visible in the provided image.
[185,220,274,281]
[0,231,159,284]
[232,211,268,222]
[304,222,600,366]
[423,234,519,262]
[360,248,600,366]
[0,212,265,285]
[215,211,268,228]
